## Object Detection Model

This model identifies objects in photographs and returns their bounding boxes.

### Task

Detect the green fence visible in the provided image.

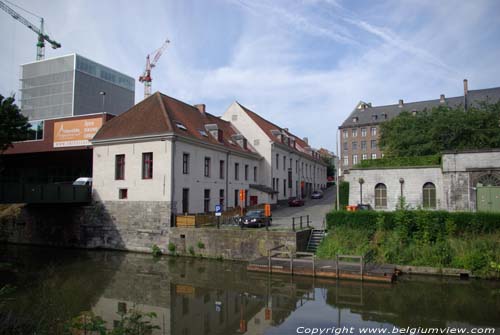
[0,183,91,204]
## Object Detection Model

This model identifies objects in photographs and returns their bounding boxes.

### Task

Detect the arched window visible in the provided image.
[423,182,436,209]
[374,183,387,208]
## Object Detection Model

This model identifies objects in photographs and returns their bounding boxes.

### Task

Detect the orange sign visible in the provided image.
[239,189,246,201]
[264,204,271,217]
[53,117,103,148]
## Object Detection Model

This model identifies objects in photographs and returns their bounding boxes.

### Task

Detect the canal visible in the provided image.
[0,244,499,335]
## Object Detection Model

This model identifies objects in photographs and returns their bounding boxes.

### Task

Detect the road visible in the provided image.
[271,186,336,229]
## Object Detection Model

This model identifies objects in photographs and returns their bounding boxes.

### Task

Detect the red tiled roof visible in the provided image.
[93,92,257,155]
[236,102,321,160]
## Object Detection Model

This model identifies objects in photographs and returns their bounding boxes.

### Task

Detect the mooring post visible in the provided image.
[336,254,339,278]
[268,249,271,274]
[300,216,303,229]
[292,217,295,231]
[290,252,294,276]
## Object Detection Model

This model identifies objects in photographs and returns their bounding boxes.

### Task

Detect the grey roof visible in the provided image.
[340,86,500,128]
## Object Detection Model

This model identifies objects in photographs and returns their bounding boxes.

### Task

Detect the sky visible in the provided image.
[1,0,500,152]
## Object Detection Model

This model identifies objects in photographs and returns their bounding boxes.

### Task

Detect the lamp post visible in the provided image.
[399,178,405,206]
[358,178,365,204]
[99,91,106,122]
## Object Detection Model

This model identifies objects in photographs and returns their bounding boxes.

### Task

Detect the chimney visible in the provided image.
[440,94,446,104]
[463,79,468,110]
[242,138,247,150]
[194,104,206,115]
[303,137,308,144]
[398,99,404,108]
[284,128,289,132]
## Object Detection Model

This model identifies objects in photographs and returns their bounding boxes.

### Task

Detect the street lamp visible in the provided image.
[399,178,405,206]
[358,177,365,204]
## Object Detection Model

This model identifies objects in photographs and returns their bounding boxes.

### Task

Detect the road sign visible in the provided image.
[264,204,271,217]
[215,204,222,217]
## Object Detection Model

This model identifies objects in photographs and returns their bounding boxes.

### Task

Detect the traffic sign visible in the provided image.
[215,204,222,216]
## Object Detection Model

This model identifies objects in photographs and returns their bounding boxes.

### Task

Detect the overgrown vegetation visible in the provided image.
[318,210,500,277]
[355,155,441,169]
[167,243,176,255]
[379,102,500,157]
[197,241,205,249]
[151,244,162,257]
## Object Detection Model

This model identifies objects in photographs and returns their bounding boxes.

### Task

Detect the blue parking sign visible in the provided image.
[215,204,222,213]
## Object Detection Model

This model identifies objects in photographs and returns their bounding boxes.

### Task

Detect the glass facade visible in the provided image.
[20,54,134,121]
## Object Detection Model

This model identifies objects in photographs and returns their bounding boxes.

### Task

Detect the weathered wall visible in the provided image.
[0,201,172,253]
[167,227,311,261]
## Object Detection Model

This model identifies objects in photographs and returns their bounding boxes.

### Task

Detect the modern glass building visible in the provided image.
[20,54,135,121]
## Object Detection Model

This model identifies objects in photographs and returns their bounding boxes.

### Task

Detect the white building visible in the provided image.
[222,102,328,202]
[92,93,271,216]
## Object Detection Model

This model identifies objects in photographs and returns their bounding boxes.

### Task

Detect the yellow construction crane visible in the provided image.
[0,0,61,60]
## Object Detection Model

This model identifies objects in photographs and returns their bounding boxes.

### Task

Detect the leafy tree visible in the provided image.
[379,102,500,157]
[0,95,30,154]
[322,155,336,178]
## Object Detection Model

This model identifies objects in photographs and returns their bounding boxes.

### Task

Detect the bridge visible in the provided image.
[0,183,91,204]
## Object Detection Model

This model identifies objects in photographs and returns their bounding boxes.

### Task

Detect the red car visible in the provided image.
[288,197,305,207]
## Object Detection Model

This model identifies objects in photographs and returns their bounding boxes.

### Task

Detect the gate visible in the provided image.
[477,186,500,212]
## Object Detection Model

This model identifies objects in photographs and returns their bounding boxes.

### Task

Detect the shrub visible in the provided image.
[167,243,176,255]
[151,244,162,257]
[188,246,195,256]
[355,155,441,169]
[197,241,205,249]
[338,181,349,209]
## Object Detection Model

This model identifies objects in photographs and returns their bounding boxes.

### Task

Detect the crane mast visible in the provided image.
[0,0,61,60]
[139,39,170,99]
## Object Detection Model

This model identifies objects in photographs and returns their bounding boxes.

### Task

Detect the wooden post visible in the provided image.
[290,252,293,276]
[360,255,364,281]
[312,254,315,277]
[336,254,339,278]
[268,249,271,274]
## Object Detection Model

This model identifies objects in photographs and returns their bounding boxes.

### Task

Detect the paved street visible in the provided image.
[271,186,336,229]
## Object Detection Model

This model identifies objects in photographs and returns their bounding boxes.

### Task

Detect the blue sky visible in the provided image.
[1,0,500,152]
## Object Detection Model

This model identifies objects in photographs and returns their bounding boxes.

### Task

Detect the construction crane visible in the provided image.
[0,0,61,60]
[139,39,170,99]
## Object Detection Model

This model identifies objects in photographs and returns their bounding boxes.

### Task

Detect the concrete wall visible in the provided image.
[442,150,500,172]
[168,227,311,261]
[346,167,443,210]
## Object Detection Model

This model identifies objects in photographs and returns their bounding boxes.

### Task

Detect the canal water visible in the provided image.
[0,244,499,335]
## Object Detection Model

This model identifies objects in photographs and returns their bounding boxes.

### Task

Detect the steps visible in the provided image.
[306,229,326,253]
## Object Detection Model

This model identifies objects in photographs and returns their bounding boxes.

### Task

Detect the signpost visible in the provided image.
[215,204,222,229]
[264,203,271,231]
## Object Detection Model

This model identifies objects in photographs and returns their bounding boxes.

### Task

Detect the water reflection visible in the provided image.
[0,245,499,335]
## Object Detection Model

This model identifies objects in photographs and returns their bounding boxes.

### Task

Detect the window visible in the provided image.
[25,120,44,140]
[182,188,189,213]
[204,157,211,177]
[289,158,292,170]
[234,189,239,207]
[244,164,249,180]
[361,141,367,151]
[371,153,377,159]
[253,166,257,182]
[371,127,377,136]
[204,189,210,213]
[375,183,387,208]
[276,154,279,169]
[362,154,367,160]
[371,140,377,149]
[352,141,358,150]
[343,130,348,138]
[283,179,286,197]
[361,128,367,137]
[115,154,125,180]
[118,188,128,199]
[353,154,358,165]
[288,170,292,188]
[183,153,189,174]
[276,179,279,195]
[219,160,225,179]
[219,189,224,208]
[234,163,239,180]
[176,122,187,131]
[283,156,286,170]
[352,128,357,137]
[423,183,437,209]
[343,142,348,151]
[142,152,153,179]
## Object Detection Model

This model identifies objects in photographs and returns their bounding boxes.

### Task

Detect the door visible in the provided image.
[250,196,258,206]
[477,186,500,212]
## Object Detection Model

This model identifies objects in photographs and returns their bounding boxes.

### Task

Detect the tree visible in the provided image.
[379,102,500,157]
[0,94,30,154]
[322,155,336,178]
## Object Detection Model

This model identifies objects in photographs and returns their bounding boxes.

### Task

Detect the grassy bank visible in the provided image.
[317,210,500,278]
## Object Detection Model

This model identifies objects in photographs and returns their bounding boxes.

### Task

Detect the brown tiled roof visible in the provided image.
[93,92,257,155]
[236,102,321,160]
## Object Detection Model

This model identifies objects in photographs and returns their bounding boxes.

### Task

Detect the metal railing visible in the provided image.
[291,215,311,231]
[336,254,364,280]
[267,245,316,276]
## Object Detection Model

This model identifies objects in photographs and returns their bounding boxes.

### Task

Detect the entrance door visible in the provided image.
[477,186,500,212]
[250,196,258,206]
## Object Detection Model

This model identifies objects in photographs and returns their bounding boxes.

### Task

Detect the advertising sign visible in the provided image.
[53,117,103,148]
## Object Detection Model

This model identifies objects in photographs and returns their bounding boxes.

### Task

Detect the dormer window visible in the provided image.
[352,117,359,123]
[372,115,378,121]
[198,130,208,137]
[382,113,387,120]
[176,122,187,131]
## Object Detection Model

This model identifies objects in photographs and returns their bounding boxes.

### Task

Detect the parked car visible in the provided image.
[240,210,271,228]
[288,197,305,207]
[73,177,92,186]
[356,203,373,211]
[311,190,324,199]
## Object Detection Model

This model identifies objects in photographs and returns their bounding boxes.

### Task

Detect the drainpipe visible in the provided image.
[226,151,229,210]
[170,137,176,226]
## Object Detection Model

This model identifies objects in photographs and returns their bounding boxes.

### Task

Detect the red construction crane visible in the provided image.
[139,39,170,99]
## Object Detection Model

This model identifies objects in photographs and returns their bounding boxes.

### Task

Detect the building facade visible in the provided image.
[339,80,500,172]
[345,150,500,212]
[222,102,328,202]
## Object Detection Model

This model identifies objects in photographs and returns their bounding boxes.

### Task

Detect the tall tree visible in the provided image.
[379,102,500,157]
[0,95,30,154]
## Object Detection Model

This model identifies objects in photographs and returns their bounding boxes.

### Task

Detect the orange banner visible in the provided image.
[53,117,102,148]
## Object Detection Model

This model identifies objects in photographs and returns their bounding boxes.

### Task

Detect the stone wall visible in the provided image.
[167,227,312,261]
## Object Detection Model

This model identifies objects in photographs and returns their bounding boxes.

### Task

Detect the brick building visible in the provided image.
[338,80,500,172]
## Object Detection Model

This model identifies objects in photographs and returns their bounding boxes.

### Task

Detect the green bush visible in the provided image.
[167,243,176,255]
[188,246,195,256]
[151,244,162,257]
[355,155,441,169]
[338,181,349,210]
[197,241,205,249]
